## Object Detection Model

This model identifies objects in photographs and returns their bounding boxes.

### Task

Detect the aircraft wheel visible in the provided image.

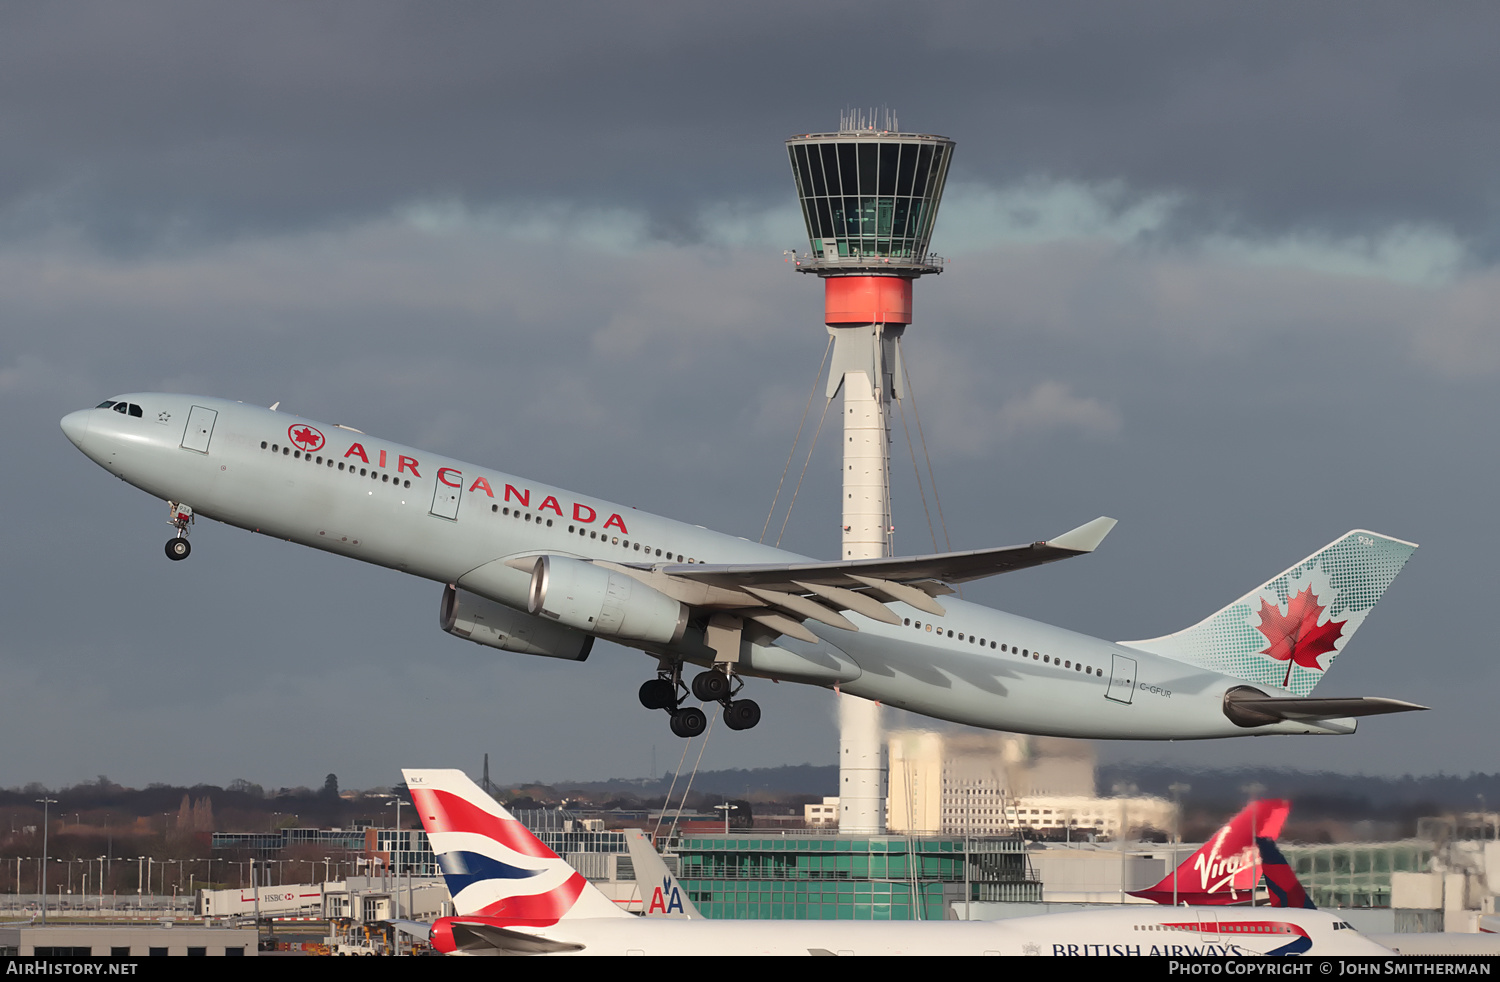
[724,699,761,731]
[691,669,730,702]
[165,538,191,561]
[669,707,707,739]
[638,678,676,711]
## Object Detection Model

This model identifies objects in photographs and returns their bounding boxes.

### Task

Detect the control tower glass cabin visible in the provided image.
[786,131,954,278]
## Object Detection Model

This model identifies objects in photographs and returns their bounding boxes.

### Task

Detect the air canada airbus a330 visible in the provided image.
[62,394,1425,740]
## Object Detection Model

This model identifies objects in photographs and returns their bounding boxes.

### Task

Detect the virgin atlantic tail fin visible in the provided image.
[1128,799,1290,905]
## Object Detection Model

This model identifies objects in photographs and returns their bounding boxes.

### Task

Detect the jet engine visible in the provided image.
[527,555,688,645]
[440,584,594,661]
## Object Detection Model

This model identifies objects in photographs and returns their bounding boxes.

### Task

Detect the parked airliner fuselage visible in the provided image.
[62,394,1412,741]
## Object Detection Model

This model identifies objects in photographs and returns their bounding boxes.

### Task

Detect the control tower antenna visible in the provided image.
[786,119,954,835]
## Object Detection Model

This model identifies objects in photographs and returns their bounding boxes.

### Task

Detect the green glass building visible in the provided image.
[1280,841,1434,908]
[672,833,1038,920]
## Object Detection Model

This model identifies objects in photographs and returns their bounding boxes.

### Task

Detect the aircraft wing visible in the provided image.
[1223,690,1428,728]
[661,516,1116,593]
[605,516,1116,635]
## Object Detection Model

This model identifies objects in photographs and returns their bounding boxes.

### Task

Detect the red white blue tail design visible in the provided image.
[403,769,625,924]
[1129,799,1290,905]
[1257,837,1316,910]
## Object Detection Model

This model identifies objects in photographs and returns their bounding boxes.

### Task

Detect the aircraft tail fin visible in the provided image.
[623,829,700,919]
[402,768,627,922]
[1120,530,1416,696]
[1128,799,1290,905]
[1257,836,1317,910]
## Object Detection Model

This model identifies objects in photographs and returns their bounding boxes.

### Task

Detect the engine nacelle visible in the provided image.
[440,584,594,661]
[527,555,688,645]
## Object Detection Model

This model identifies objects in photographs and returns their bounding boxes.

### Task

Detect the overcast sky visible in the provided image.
[5,2,1498,793]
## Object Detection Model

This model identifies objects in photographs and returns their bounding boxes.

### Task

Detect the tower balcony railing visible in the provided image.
[785,250,946,276]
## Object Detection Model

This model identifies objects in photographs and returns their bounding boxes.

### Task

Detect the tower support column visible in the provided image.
[827,310,905,835]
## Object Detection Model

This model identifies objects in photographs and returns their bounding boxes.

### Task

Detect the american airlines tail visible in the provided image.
[1120,530,1417,696]
[623,829,700,918]
[1129,799,1290,905]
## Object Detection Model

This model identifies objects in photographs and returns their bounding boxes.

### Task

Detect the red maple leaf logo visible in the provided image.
[1254,585,1346,687]
[289,425,324,451]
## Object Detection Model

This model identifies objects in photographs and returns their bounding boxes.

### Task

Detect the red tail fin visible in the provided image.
[1256,836,1316,909]
[1128,799,1290,905]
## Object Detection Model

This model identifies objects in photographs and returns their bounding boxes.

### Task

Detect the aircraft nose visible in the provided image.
[60,410,91,449]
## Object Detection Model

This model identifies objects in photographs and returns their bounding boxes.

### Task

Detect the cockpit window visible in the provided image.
[96,401,117,409]
[112,403,127,414]
[128,404,143,417]
[108,402,144,417]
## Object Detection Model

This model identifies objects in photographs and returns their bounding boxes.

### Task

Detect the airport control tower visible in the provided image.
[786,112,954,834]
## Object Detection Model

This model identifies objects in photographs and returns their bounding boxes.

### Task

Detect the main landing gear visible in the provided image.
[165,502,194,561]
[639,665,761,738]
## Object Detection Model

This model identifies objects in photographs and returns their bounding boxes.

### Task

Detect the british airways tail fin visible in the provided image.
[1120,530,1416,696]
[402,768,627,922]
[1128,799,1290,905]
[1257,836,1316,910]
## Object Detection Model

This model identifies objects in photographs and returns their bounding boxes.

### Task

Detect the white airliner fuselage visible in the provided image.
[62,394,1420,741]
[432,908,1390,957]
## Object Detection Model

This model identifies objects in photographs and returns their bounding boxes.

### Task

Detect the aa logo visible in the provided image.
[648,877,684,914]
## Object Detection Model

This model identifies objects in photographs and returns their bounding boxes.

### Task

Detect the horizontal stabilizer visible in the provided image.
[450,921,584,954]
[1223,687,1427,728]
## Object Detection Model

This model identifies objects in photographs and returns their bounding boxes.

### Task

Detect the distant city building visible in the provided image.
[805,797,840,827]
[886,730,1173,838]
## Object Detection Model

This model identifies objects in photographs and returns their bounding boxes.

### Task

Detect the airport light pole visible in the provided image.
[1169,782,1190,907]
[35,797,55,925]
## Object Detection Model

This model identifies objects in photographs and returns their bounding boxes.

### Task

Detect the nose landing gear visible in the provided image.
[165,502,194,561]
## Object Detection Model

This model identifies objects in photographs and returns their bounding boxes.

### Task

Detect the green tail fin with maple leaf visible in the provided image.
[1118,530,1417,697]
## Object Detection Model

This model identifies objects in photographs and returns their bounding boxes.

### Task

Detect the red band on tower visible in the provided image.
[823,276,913,325]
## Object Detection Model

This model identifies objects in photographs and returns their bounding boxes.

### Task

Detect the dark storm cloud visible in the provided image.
[3,2,1498,249]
